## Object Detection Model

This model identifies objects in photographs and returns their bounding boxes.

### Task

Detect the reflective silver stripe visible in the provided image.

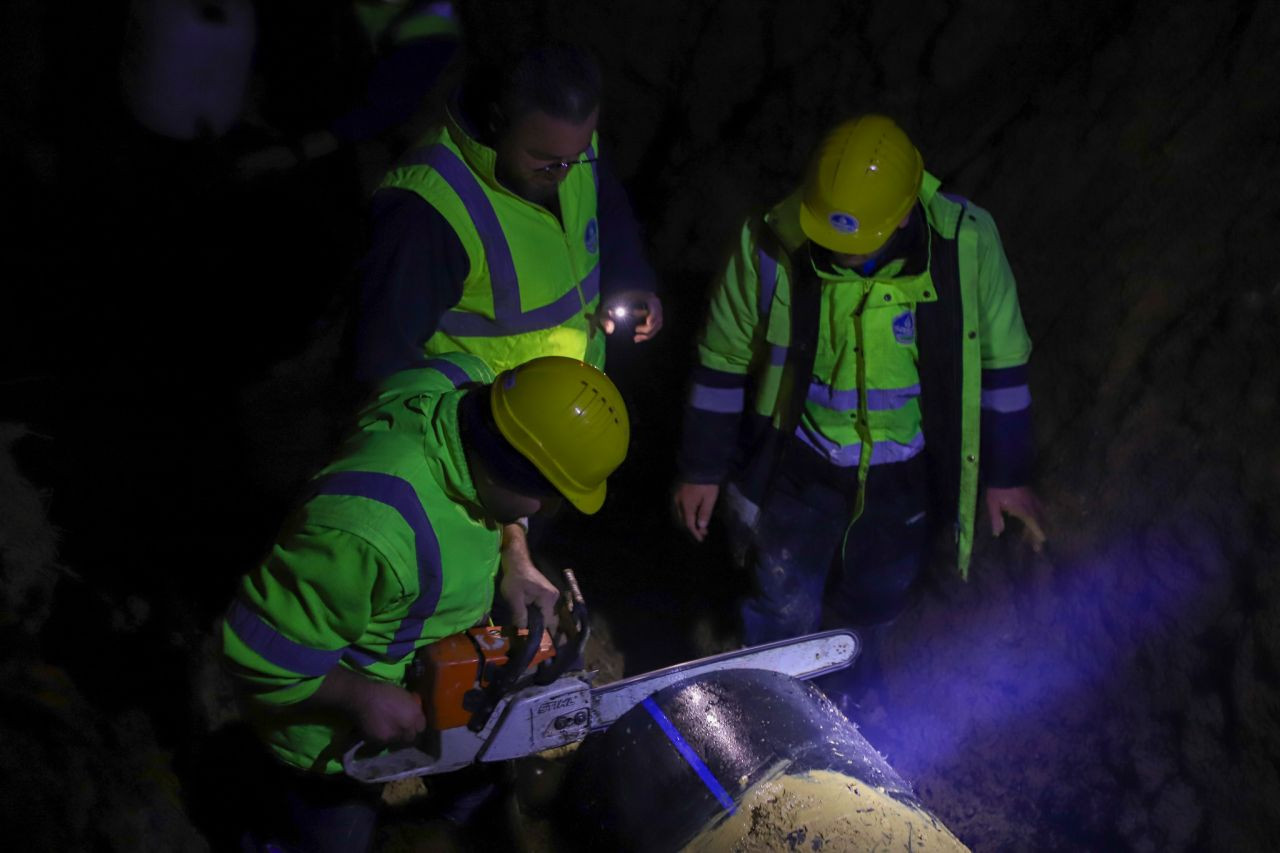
[980,385,1032,412]
[690,384,746,413]
[793,426,925,468]
[807,381,921,412]
[438,264,598,337]
[769,345,787,366]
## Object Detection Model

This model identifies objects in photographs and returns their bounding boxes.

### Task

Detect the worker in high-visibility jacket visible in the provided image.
[356,42,662,382]
[234,1,462,180]
[674,116,1046,663]
[222,353,628,849]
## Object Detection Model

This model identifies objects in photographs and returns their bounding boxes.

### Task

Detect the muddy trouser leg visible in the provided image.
[736,462,853,647]
[817,455,933,702]
[235,741,381,853]
[279,772,382,853]
[240,761,382,853]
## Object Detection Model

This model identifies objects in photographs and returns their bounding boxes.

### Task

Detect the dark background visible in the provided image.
[1,0,1278,849]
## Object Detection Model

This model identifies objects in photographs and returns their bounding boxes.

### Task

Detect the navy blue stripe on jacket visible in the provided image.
[678,365,748,483]
[355,158,655,383]
[979,364,1034,487]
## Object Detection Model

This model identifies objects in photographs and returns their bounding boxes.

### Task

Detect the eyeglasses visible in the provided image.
[532,155,598,175]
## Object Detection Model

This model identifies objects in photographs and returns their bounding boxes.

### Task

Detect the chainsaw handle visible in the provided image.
[466,604,544,731]
[533,589,590,685]
[485,603,544,697]
[502,604,545,684]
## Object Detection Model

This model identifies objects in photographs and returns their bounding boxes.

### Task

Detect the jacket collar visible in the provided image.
[374,371,484,513]
[443,89,507,195]
[435,391,483,511]
[918,170,966,239]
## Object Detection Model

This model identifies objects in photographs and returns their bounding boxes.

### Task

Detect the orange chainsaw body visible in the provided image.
[413,625,555,730]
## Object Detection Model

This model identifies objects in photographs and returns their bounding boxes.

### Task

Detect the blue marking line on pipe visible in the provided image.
[641,696,737,814]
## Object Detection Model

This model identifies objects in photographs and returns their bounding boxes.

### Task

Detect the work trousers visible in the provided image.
[728,443,934,647]
[238,759,382,853]
[240,758,498,852]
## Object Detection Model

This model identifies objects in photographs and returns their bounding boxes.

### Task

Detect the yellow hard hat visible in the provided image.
[798,115,923,255]
[489,356,629,514]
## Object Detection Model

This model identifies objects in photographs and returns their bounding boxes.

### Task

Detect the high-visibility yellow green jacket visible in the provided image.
[221,353,501,773]
[353,0,461,53]
[377,106,606,374]
[330,2,460,145]
[678,172,1034,576]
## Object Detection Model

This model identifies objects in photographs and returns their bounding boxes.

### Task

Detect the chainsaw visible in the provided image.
[342,570,859,783]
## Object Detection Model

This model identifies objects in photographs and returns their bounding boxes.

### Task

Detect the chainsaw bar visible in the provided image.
[589,628,858,730]
[343,629,859,782]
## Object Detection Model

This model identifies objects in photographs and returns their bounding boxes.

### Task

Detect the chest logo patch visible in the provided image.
[584,218,599,254]
[892,310,916,345]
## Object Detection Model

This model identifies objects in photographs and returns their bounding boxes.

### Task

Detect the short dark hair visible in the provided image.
[458,388,557,498]
[497,42,601,124]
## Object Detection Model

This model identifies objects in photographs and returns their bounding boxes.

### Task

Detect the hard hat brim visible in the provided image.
[798,199,899,255]
[561,481,606,515]
[489,367,619,517]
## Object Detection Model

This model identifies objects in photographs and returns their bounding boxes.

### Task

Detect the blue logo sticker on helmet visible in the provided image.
[892,310,916,345]
[829,212,859,233]
[583,218,599,254]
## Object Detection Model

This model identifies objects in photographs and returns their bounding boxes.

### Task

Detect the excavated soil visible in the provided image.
[686,770,968,853]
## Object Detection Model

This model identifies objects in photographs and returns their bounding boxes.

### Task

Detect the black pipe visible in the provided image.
[563,668,965,851]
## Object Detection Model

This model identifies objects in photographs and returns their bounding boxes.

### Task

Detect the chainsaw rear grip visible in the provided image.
[466,604,544,731]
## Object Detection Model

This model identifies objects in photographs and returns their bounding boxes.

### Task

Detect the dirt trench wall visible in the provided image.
[520,1,1280,849]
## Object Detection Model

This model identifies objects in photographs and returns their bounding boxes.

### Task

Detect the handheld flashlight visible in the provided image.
[607,303,650,322]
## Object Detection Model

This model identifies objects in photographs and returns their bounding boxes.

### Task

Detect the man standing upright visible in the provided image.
[356,42,662,382]
[674,115,1045,686]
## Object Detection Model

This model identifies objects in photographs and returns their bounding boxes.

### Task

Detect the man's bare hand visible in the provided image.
[674,482,720,542]
[985,486,1047,553]
[303,666,426,745]
[348,679,428,745]
[499,523,560,628]
[599,291,664,343]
